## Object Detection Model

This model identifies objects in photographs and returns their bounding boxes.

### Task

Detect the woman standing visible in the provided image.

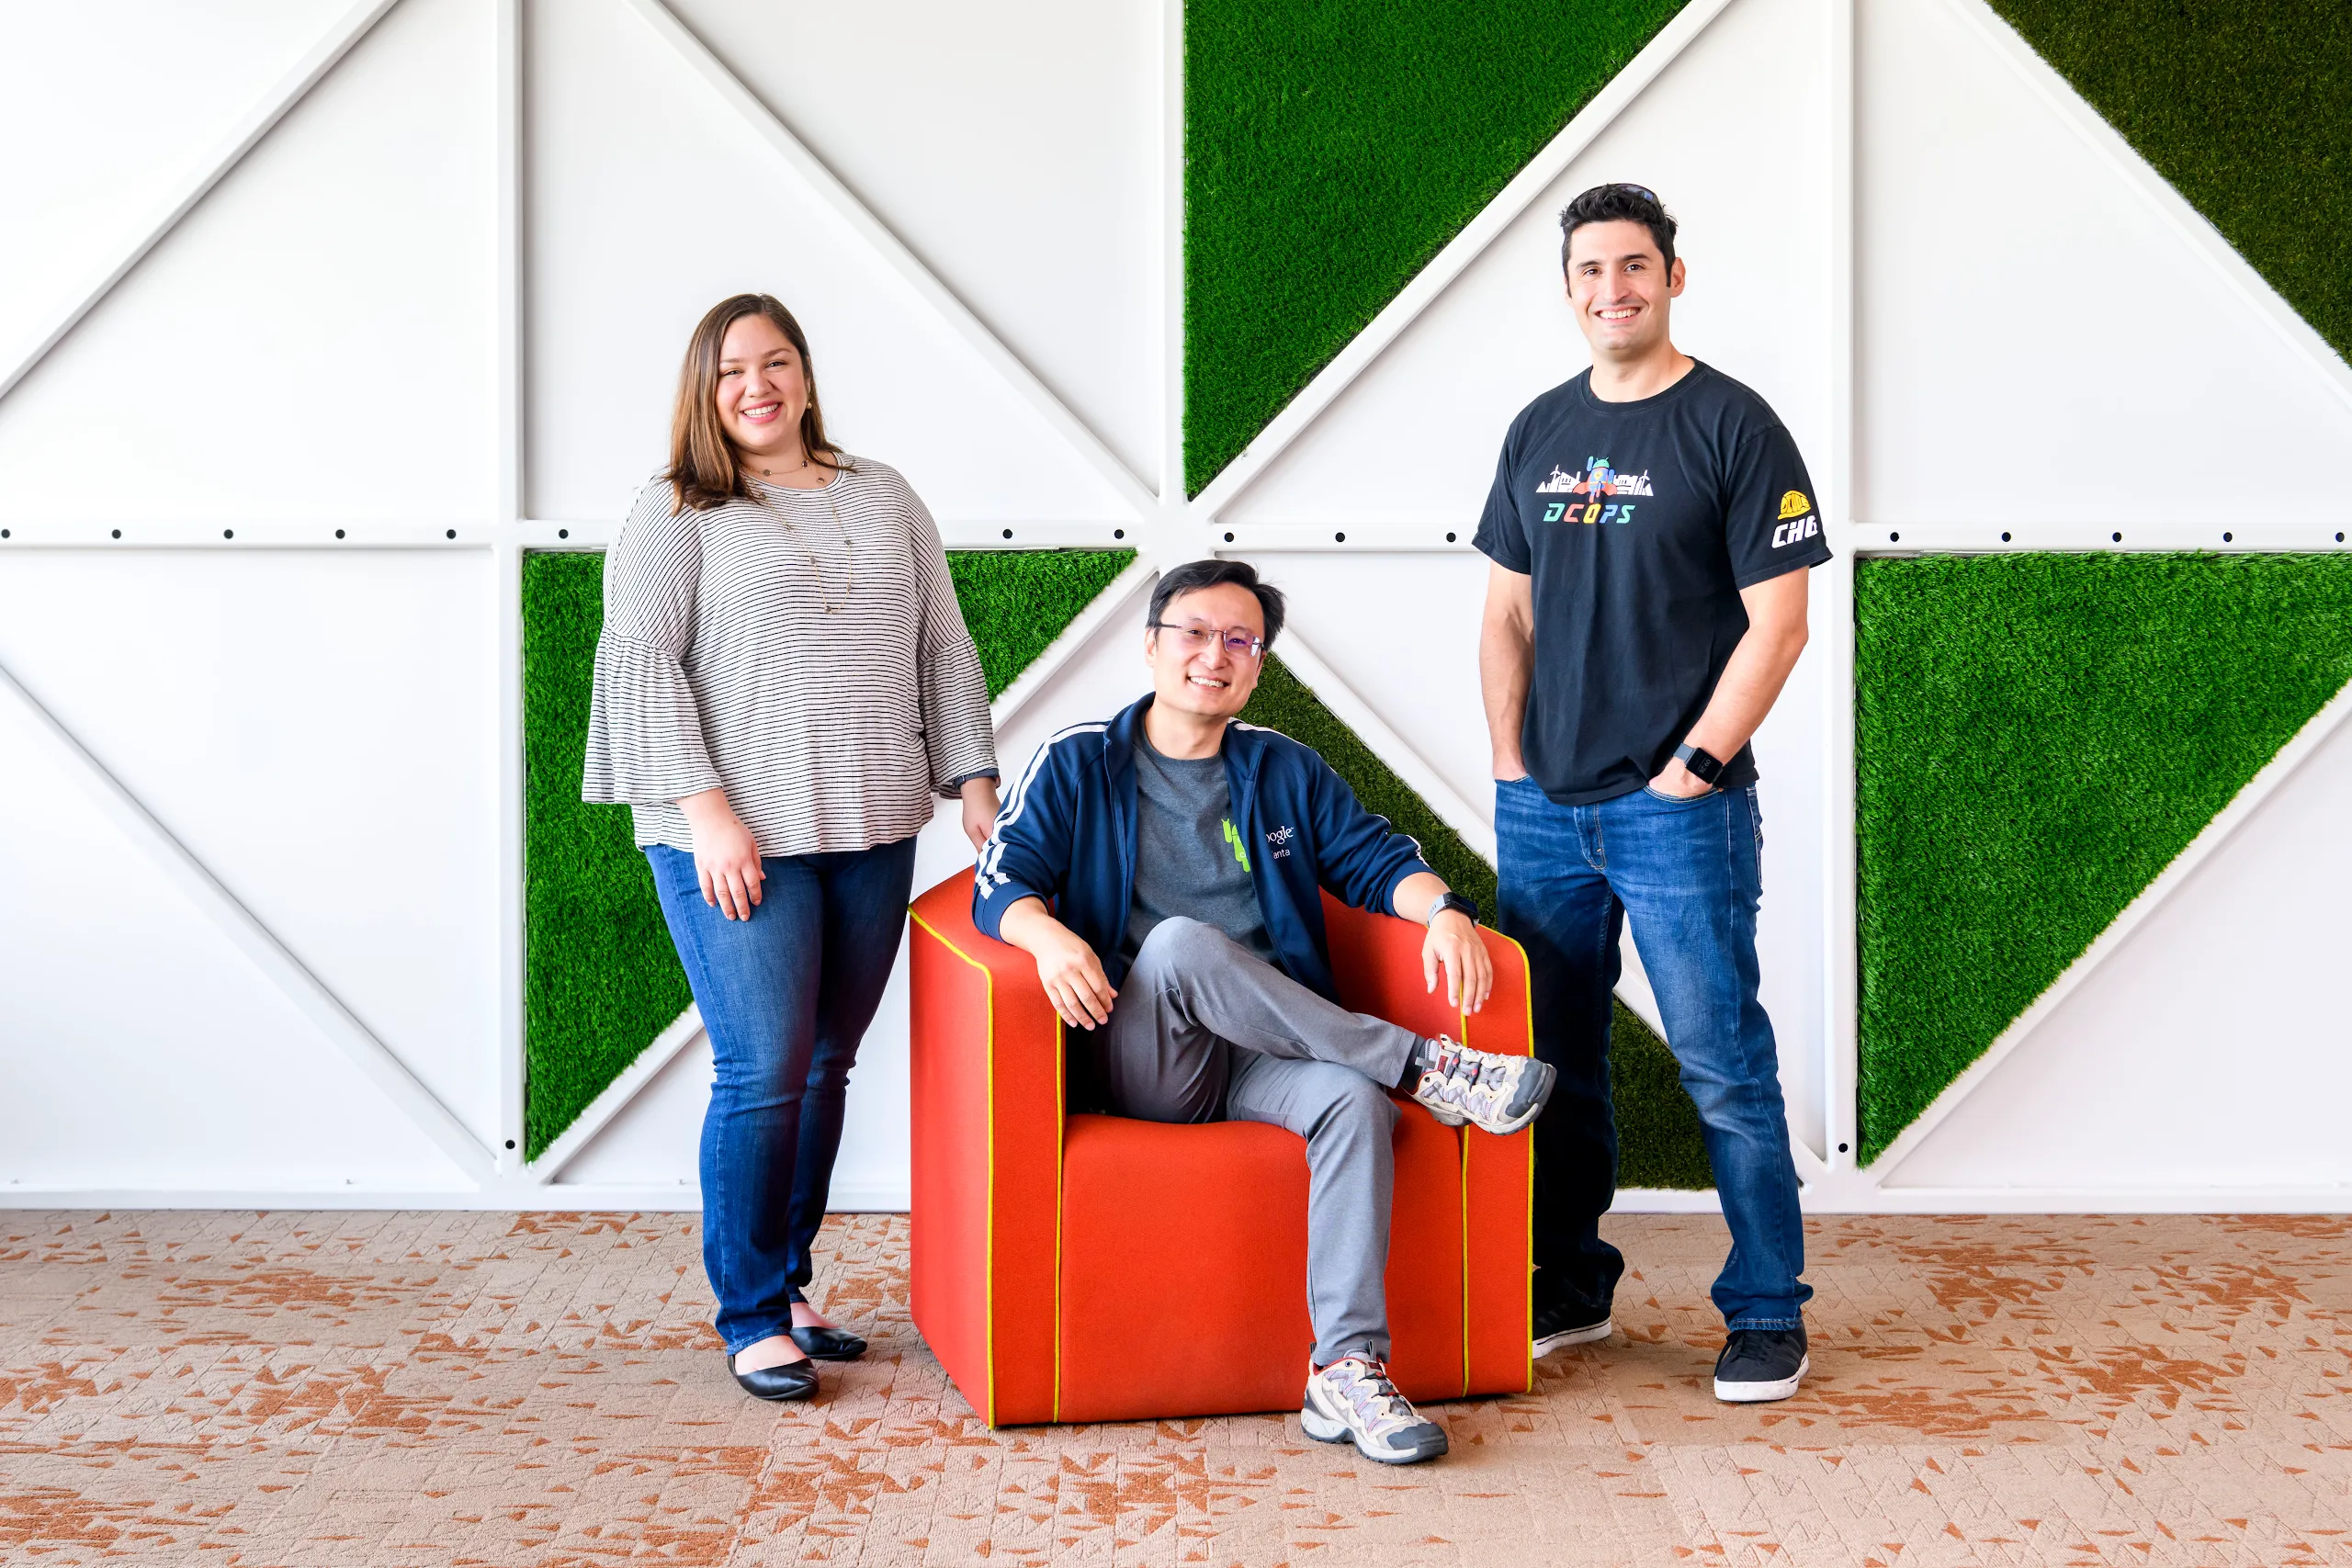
[584,294,1000,1401]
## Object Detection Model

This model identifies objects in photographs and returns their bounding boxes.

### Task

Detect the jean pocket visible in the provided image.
[1640,784,1721,805]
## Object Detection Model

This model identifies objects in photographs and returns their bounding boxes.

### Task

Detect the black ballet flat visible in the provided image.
[789,1324,867,1361]
[729,1352,820,1402]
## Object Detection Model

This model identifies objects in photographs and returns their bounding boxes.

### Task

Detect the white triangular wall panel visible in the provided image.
[1222,0,1829,526]
[1857,0,2352,527]
[989,578,1160,796]
[1882,704,2352,1191]
[0,685,471,1191]
[554,576,1160,1203]
[669,0,1163,491]
[524,0,1138,527]
[0,0,354,367]
[0,0,499,525]
[0,551,503,1149]
[1249,553,1495,816]
[552,1028,712,1190]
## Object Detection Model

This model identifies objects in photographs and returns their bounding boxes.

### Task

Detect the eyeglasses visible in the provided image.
[1578,181,1658,204]
[1149,621,1264,660]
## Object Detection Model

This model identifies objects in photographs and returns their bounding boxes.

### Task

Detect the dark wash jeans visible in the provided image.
[1494,777,1811,1332]
[646,836,918,1355]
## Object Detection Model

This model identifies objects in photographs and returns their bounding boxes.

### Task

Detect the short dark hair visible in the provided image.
[1148,558,1286,649]
[1559,183,1677,276]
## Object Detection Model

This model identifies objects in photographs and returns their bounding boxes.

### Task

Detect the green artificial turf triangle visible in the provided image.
[1984,2,2352,368]
[522,551,696,1159]
[1854,554,2352,1163]
[1240,654,1713,1190]
[1183,0,1690,494]
[521,547,1136,1159]
[949,548,1136,698]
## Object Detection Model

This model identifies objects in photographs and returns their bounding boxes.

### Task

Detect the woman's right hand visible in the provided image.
[679,787,763,920]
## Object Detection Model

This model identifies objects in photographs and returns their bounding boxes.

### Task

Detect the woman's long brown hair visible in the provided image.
[667,294,849,513]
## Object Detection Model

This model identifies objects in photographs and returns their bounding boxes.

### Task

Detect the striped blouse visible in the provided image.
[581,457,997,858]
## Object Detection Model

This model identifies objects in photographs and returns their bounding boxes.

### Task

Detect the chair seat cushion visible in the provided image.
[1055,1105,1468,1423]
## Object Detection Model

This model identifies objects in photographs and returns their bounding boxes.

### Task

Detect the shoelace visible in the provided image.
[1323,1356,1419,1437]
[1422,1039,1518,1106]
[1423,1037,1463,1081]
[1421,1038,1476,1099]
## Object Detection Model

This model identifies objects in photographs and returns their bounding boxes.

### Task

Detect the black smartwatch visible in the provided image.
[1672,741,1726,786]
[1425,890,1479,927]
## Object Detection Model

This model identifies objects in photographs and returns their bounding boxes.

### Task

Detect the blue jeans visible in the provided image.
[646,836,918,1355]
[1494,778,1810,1332]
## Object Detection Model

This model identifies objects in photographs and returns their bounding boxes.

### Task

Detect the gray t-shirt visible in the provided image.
[1121,734,1277,965]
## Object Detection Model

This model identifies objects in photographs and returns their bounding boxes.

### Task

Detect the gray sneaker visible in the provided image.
[1409,1035,1556,1135]
[1300,1355,1449,1465]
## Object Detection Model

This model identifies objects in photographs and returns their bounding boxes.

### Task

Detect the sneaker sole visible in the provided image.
[1713,1354,1809,1404]
[1300,1405,1450,1464]
[1533,1316,1613,1357]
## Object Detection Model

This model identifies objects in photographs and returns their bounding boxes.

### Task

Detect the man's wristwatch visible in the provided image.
[1673,742,1726,786]
[1426,890,1479,927]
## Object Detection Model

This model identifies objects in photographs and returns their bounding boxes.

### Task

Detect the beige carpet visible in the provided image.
[5,1209,2351,1565]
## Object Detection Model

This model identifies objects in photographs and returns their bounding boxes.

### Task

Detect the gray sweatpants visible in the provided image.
[1100,916,1422,1364]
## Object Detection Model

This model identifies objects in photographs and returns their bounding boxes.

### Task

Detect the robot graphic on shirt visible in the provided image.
[1537,457,1654,525]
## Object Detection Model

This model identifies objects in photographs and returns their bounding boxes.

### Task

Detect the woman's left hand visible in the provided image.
[959,776,1001,856]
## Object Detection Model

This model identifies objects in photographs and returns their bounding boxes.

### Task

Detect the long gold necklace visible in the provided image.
[754,461,855,614]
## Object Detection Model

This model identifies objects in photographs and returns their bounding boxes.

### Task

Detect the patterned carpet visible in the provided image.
[5,1209,2352,1565]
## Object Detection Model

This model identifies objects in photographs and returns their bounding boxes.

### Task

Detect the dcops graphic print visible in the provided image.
[1535,457,1654,526]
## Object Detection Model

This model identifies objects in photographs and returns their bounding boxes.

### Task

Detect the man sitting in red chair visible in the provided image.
[972,558,1557,1466]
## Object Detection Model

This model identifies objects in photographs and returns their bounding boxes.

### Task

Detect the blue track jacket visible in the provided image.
[971,694,1436,1004]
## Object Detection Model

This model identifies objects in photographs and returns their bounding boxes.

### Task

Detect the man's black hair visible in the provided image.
[1148,558,1286,649]
[1559,182,1677,275]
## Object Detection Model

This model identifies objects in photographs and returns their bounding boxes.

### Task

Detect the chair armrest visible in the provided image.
[1463,921,1534,1392]
[1321,892,1532,1055]
[1323,891,1534,1393]
[908,871,1063,1425]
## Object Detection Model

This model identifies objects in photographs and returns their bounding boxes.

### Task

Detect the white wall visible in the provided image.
[2,0,2347,1211]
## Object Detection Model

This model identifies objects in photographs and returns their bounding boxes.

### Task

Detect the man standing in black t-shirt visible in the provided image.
[1476,184,1830,1404]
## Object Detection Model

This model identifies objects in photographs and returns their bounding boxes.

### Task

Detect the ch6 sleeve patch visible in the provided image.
[1724,423,1828,586]
[1770,491,1821,548]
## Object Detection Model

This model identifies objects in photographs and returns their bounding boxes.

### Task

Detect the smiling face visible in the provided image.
[715,311,808,467]
[1146,582,1266,722]
[1565,218,1685,364]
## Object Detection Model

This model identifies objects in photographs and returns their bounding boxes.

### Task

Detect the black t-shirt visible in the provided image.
[1474,361,1830,805]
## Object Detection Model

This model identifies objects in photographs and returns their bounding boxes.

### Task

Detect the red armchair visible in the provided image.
[908,870,1535,1426]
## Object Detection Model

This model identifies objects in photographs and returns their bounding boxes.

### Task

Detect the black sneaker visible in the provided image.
[1532,1299,1613,1358]
[1713,1324,1808,1403]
